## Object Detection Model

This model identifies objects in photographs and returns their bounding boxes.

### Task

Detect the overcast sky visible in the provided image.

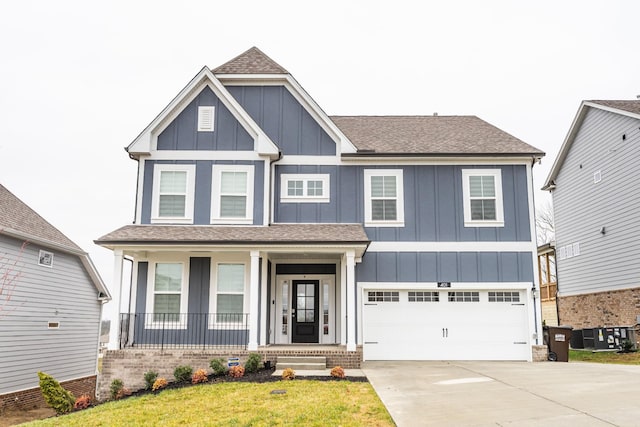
[1,0,638,320]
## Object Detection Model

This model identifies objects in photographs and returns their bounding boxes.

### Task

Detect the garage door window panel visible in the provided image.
[448,291,480,302]
[488,291,520,302]
[367,291,399,302]
[408,291,439,302]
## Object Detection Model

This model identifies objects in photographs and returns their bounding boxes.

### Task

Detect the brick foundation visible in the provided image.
[558,288,640,329]
[0,375,96,414]
[97,347,363,401]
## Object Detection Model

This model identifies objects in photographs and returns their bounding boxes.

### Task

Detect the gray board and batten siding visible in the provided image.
[227,86,336,156]
[0,234,101,395]
[139,160,265,225]
[275,164,531,242]
[553,107,640,296]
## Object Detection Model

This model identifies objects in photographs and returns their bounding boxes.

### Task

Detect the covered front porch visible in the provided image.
[96,224,369,354]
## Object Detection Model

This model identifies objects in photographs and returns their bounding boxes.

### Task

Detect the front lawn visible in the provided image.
[24,380,394,426]
[570,349,640,365]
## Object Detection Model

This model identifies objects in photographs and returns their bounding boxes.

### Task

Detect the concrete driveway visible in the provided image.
[362,361,640,426]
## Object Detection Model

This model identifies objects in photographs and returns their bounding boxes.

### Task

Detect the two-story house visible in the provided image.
[543,100,640,330]
[96,48,544,382]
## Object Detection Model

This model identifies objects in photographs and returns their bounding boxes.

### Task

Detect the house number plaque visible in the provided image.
[437,282,451,288]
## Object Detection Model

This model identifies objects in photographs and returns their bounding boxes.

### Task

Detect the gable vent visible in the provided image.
[198,106,215,132]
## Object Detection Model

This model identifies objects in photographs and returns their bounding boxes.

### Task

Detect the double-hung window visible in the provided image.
[151,164,195,224]
[215,263,246,324]
[280,174,330,203]
[211,164,254,224]
[146,261,188,327]
[462,169,504,227]
[364,169,404,226]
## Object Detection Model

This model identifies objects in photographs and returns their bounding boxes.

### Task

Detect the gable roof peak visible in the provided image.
[213,47,288,74]
[587,99,640,116]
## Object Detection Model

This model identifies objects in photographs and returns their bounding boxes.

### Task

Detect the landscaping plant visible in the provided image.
[38,371,75,415]
[330,366,346,379]
[173,365,193,383]
[192,368,208,384]
[245,352,261,373]
[110,379,131,400]
[229,365,245,378]
[152,377,168,391]
[73,394,92,410]
[210,358,227,376]
[281,367,295,380]
[143,370,158,390]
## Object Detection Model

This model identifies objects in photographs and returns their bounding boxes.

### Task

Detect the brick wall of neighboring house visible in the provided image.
[97,347,363,401]
[0,376,96,414]
[558,288,640,329]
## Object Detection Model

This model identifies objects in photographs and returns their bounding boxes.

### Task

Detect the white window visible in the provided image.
[151,164,196,224]
[462,169,504,227]
[211,164,254,224]
[146,261,189,328]
[198,106,215,132]
[38,250,54,268]
[214,263,246,325]
[364,169,404,227]
[280,174,330,203]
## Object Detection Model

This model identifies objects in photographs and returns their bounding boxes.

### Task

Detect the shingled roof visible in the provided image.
[213,47,288,74]
[331,116,544,156]
[589,100,640,116]
[95,224,369,246]
[0,184,82,253]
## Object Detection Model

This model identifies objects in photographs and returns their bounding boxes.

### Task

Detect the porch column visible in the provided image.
[259,256,268,346]
[346,250,356,352]
[107,249,124,350]
[340,254,347,345]
[248,250,260,351]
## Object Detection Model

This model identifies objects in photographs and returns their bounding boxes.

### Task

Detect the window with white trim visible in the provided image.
[280,174,330,203]
[215,263,246,323]
[364,169,404,227]
[146,261,188,326]
[151,164,196,224]
[461,169,504,227]
[211,164,254,224]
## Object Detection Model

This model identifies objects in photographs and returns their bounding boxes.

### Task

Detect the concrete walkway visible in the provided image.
[362,361,640,426]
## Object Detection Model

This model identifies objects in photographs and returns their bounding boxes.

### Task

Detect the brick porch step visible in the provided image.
[275,356,326,371]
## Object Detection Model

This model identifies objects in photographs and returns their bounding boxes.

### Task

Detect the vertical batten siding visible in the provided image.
[157,87,253,151]
[275,164,531,242]
[553,108,640,295]
[140,160,265,225]
[227,86,336,156]
[0,235,101,395]
[356,251,533,283]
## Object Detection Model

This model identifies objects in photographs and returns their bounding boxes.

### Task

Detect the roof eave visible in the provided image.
[341,152,545,159]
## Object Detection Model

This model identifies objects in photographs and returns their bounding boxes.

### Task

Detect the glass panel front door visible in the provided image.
[292,280,319,343]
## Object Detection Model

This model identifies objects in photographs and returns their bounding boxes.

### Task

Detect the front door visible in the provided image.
[292,280,319,343]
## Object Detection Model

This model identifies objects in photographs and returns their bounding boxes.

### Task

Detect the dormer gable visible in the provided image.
[126,67,279,158]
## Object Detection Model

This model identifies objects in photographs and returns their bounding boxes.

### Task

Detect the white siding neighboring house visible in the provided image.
[543,100,640,329]
[0,184,110,412]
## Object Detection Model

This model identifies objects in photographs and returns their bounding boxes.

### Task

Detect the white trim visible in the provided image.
[364,169,405,227]
[280,174,330,203]
[197,106,215,132]
[526,161,543,345]
[144,257,190,329]
[358,281,533,290]
[367,241,534,252]
[259,256,268,346]
[148,150,265,161]
[208,252,250,329]
[346,251,356,352]
[135,157,146,224]
[150,164,196,224]
[461,169,504,227]
[276,155,535,166]
[263,159,270,226]
[211,164,254,224]
[248,250,260,350]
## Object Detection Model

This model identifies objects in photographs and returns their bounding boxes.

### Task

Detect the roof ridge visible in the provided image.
[212,46,288,74]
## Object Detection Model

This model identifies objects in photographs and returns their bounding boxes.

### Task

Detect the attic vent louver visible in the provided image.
[198,106,215,132]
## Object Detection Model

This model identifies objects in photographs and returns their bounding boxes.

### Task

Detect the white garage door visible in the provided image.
[363,289,530,361]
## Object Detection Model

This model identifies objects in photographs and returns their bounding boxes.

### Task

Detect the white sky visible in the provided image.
[1,0,638,321]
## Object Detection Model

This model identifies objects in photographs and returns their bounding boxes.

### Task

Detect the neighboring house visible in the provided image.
[96,47,544,373]
[537,242,558,326]
[0,184,110,411]
[543,100,640,329]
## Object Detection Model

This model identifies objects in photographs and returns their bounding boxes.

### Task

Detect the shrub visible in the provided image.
[73,394,92,410]
[229,365,245,378]
[152,377,168,391]
[143,370,158,390]
[38,372,75,415]
[109,379,124,400]
[330,366,346,379]
[174,365,193,383]
[245,353,262,373]
[210,358,227,376]
[192,368,208,384]
[281,368,295,380]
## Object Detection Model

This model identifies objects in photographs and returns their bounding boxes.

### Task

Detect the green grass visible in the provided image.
[24,380,394,426]
[570,349,640,365]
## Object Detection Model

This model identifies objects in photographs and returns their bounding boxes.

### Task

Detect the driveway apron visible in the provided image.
[363,361,640,426]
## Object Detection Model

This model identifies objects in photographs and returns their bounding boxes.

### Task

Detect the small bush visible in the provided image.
[152,377,168,391]
[245,353,262,373]
[281,368,295,380]
[109,379,124,400]
[174,365,193,383]
[38,372,75,415]
[210,358,227,376]
[73,394,92,410]
[143,370,158,390]
[192,368,208,384]
[229,365,245,378]
[330,366,346,379]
